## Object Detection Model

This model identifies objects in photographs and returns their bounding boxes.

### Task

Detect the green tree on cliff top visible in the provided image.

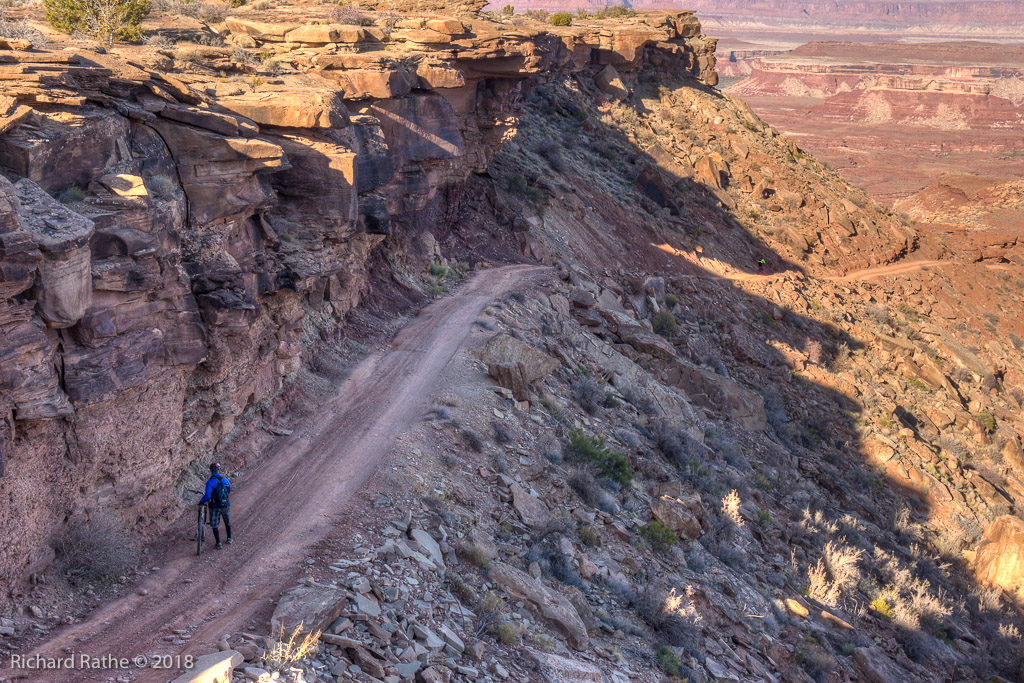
[45,0,150,46]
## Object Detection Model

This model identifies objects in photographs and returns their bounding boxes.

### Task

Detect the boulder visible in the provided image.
[650,493,703,541]
[223,17,297,41]
[410,528,445,568]
[480,334,559,383]
[0,176,39,300]
[528,650,603,682]
[974,515,1024,600]
[616,323,676,360]
[510,483,555,529]
[488,561,588,650]
[694,154,730,190]
[595,64,630,101]
[169,651,243,683]
[487,361,529,401]
[660,360,766,431]
[270,582,348,635]
[852,647,914,683]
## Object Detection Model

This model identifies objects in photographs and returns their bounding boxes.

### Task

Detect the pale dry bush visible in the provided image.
[807,559,840,607]
[872,547,951,630]
[664,586,702,625]
[807,542,862,608]
[893,506,919,540]
[722,489,743,527]
[800,507,838,535]
[1000,623,1022,640]
[822,541,863,595]
[974,587,1002,613]
[264,622,321,672]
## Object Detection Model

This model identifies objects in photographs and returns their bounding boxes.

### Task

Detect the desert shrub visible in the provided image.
[592,3,634,18]
[822,541,862,595]
[571,377,604,415]
[147,175,176,199]
[761,388,793,441]
[55,514,140,584]
[501,4,513,14]
[492,421,512,445]
[567,429,632,486]
[264,622,320,672]
[807,559,839,606]
[578,525,601,547]
[721,489,744,527]
[526,539,584,589]
[151,0,225,23]
[549,11,571,25]
[976,409,995,434]
[639,520,677,553]
[622,383,657,416]
[0,7,47,42]
[650,420,702,466]
[462,427,485,452]
[144,32,174,47]
[871,597,893,620]
[568,467,618,513]
[494,623,518,645]
[173,46,202,63]
[655,646,682,676]
[56,184,86,203]
[651,309,678,339]
[46,0,149,44]
[538,433,562,463]
[329,4,372,24]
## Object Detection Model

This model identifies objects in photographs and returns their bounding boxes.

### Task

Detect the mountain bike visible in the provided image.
[187,489,209,556]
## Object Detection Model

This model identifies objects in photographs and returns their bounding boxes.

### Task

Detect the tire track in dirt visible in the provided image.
[15,264,547,683]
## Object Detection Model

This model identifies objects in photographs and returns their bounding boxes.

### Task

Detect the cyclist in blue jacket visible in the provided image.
[199,463,232,549]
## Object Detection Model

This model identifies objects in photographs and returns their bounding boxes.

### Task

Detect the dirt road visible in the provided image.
[16,264,546,683]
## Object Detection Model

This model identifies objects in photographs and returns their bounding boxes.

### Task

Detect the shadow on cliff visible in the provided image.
[441,74,1020,672]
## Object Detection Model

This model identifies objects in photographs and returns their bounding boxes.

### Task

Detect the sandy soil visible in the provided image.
[12,264,546,683]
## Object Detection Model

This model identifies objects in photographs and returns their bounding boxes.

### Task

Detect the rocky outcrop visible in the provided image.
[0,11,716,588]
[487,561,589,650]
[974,515,1024,600]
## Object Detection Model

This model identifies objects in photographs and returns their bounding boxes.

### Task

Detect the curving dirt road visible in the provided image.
[15,264,546,683]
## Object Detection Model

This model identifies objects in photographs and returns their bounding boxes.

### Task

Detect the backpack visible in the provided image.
[211,476,229,508]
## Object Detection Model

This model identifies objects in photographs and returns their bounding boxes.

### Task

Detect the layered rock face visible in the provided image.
[733,42,1024,132]
[0,12,715,587]
[505,0,1024,34]
[722,40,1024,203]
[660,0,1024,32]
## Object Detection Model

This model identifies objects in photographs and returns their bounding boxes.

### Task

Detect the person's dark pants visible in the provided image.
[209,505,231,544]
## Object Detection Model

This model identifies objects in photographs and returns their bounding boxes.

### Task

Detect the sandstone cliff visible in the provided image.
[0,9,716,590]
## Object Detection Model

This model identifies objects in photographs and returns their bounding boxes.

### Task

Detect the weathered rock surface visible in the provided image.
[974,515,1024,600]
[0,10,718,587]
[169,650,243,683]
[270,582,350,634]
[488,561,588,650]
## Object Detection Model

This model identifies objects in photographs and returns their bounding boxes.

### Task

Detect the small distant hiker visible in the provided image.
[199,463,232,549]
[757,258,767,274]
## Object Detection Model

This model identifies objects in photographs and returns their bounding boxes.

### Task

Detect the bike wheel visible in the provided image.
[196,507,204,556]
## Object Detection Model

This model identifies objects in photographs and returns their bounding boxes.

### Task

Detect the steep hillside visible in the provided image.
[1,5,1023,683]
